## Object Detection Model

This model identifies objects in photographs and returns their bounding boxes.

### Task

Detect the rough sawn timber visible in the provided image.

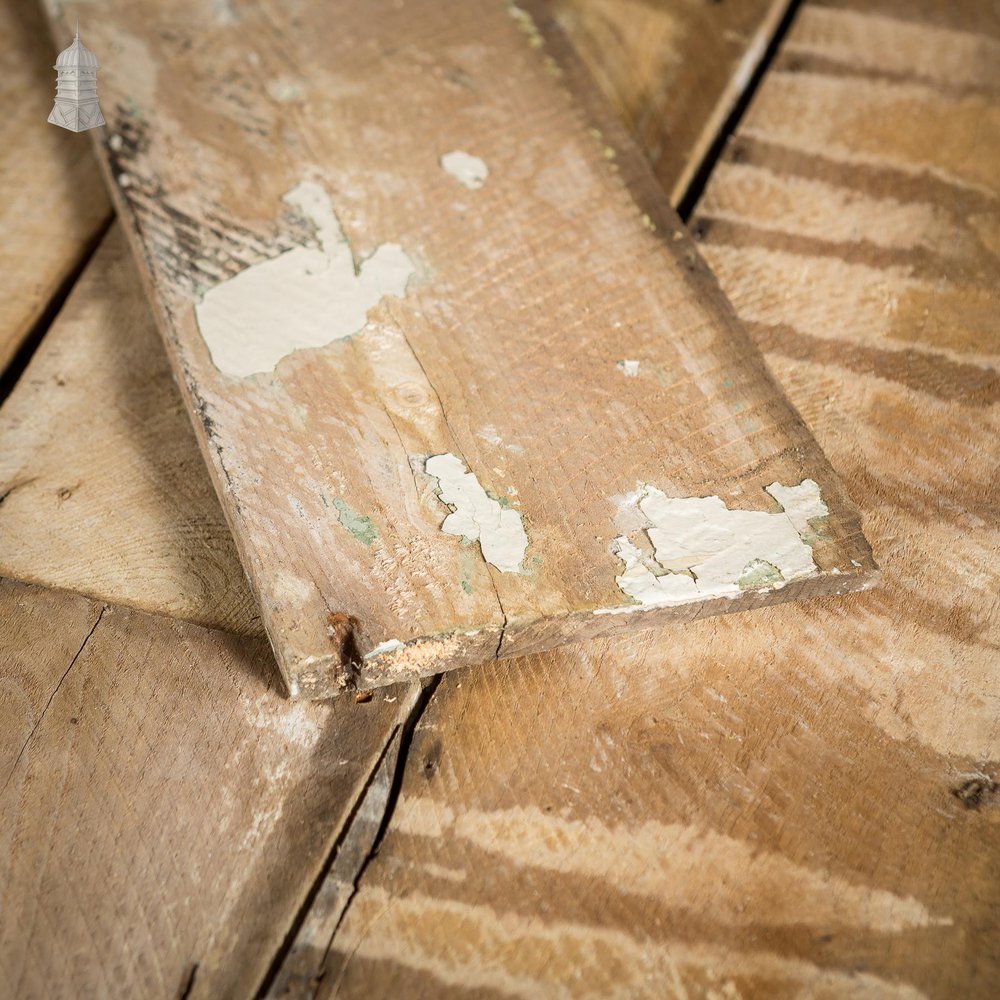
[0,578,419,1000]
[42,0,875,698]
[0,224,261,637]
[543,0,794,207]
[317,1,1000,996]
[0,0,110,378]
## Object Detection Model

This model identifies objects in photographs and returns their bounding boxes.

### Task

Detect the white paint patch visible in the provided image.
[426,453,527,573]
[195,181,415,377]
[364,639,405,660]
[605,480,828,610]
[440,150,489,190]
[212,0,238,24]
[266,77,306,103]
[617,359,640,377]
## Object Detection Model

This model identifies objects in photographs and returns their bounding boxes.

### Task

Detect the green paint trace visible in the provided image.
[801,515,833,546]
[332,498,378,547]
[738,558,785,591]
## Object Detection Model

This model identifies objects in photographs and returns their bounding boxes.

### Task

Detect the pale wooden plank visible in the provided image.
[0,578,417,1000]
[543,0,794,206]
[0,583,101,785]
[41,0,874,698]
[2,0,812,647]
[0,0,111,375]
[0,224,261,637]
[321,2,1000,996]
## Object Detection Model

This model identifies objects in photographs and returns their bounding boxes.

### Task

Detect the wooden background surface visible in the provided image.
[1,0,997,997]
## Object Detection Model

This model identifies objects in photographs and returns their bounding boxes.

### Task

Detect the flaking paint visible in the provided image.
[194,181,414,377]
[426,453,527,573]
[440,150,489,190]
[606,480,829,610]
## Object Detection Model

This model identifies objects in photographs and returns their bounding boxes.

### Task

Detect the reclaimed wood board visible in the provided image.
[0,224,261,637]
[0,578,418,1000]
[314,2,1000,995]
[543,0,794,206]
[42,0,874,698]
[0,0,792,643]
[0,0,111,378]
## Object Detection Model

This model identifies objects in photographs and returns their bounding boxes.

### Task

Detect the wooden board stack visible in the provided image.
[1,0,997,996]
[39,0,874,698]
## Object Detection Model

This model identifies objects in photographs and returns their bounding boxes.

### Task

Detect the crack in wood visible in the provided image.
[0,605,105,796]
[257,675,440,999]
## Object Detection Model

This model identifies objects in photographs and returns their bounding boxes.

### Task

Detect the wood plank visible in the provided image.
[1,0,806,647]
[319,2,1000,996]
[0,224,261,637]
[41,0,874,698]
[541,0,793,206]
[0,583,102,784]
[0,578,418,1000]
[0,0,111,376]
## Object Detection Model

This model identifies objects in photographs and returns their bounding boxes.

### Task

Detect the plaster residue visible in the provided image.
[266,77,306,103]
[440,150,489,190]
[364,639,405,660]
[606,480,829,610]
[195,181,415,377]
[617,359,640,377]
[426,453,527,573]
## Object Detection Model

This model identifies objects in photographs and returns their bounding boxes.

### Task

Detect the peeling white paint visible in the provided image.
[364,639,405,660]
[603,480,828,611]
[195,181,415,377]
[440,150,489,190]
[213,0,238,24]
[766,479,828,538]
[426,453,527,573]
[617,359,640,377]
[267,77,306,102]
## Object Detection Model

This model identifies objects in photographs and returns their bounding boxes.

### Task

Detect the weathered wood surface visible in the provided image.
[317,2,1000,996]
[544,0,793,206]
[0,224,261,637]
[2,0,813,649]
[0,577,419,1000]
[0,0,110,378]
[42,0,874,698]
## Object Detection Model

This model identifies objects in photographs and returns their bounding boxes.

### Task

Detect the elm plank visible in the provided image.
[0,578,418,1000]
[0,224,261,637]
[320,2,1000,997]
[544,0,794,206]
[42,0,874,698]
[1,0,805,645]
[0,0,110,377]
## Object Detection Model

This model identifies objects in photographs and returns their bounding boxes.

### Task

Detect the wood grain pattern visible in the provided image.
[0,224,261,637]
[0,577,418,1000]
[41,0,874,698]
[1,0,831,649]
[319,2,1000,996]
[0,0,111,376]
[545,0,793,206]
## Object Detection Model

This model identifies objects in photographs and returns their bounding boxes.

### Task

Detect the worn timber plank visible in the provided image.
[542,0,793,206]
[0,224,260,637]
[0,0,111,378]
[0,578,418,1000]
[40,0,874,698]
[318,2,1000,996]
[2,0,802,645]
